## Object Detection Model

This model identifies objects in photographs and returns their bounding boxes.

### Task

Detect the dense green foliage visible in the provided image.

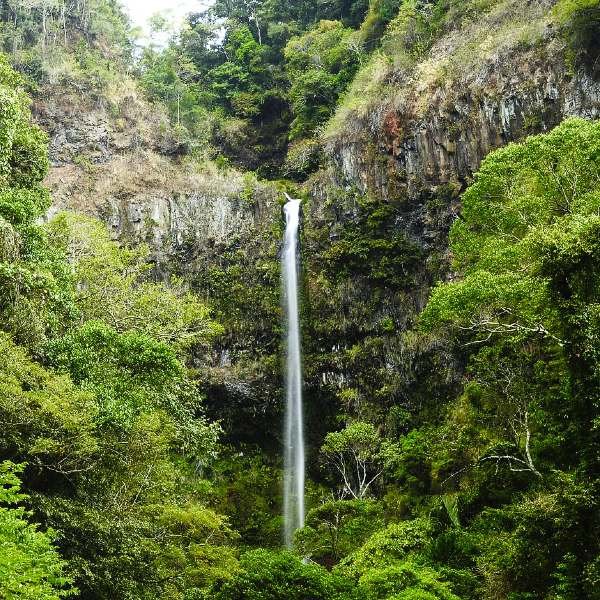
[0,53,238,599]
[138,0,370,174]
[415,118,600,597]
[0,53,72,351]
[0,0,131,84]
[211,549,357,600]
[0,462,73,599]
[284,20,362,141]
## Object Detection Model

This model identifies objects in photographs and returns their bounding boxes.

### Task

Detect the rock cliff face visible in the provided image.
[36,2,600,449]
[295,7,600,445]
[38,77,278,276]
[34,79,184,167]
[327,53,600,204]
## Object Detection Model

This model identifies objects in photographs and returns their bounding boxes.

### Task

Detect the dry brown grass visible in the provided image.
[324,0,557,139]
[46,151,248,215]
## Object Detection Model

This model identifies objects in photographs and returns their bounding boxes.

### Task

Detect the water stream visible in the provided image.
[282,196,305,548]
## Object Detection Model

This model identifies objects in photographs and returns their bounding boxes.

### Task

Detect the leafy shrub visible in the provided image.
[359,561,460,600]
[285,20,363,140]
[211,549,357,600]
[296,498,385,562]
[46,212,223,354]
[335,518,434,580]
[0,462,74,599]
[284,137,324,180]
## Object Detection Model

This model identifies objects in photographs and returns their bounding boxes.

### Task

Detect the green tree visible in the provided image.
[322,422,383,499]
[285,20,362,140]
[295,498,384,562]
[0,462,73,599]
[47,320,221,459]
[0,332,98,476]
[335,518,434,580]
[332,518,462,599]
[421,118,600,466]
[419,117,600,597]
[359,561,460,600]
[211,548,357,600]
[0,53,75,351]
[46,212,223,354]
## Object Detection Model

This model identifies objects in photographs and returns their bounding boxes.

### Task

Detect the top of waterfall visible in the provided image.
[283,195,301,222]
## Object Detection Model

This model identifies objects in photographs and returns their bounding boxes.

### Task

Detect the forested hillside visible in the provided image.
[0,0,599,599]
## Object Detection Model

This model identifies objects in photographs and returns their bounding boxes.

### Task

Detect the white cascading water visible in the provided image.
[282,196,305,548]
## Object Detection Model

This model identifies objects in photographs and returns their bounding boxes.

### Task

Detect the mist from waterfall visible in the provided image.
[282,197,305,548]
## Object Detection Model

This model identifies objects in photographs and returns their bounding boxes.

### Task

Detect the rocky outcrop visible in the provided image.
[328,59,600,204]
[37,76,276,274]
[33,79,185,166]
[324,8,600,204]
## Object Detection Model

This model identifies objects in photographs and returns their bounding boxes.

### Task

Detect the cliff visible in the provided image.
[288,1,600,441]
[34,0,600,449]
[325,1,600,200]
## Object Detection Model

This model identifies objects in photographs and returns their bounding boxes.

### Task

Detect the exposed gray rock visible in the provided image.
[327,61,600,203]
[33,82,185,167]
[101,187,277,271]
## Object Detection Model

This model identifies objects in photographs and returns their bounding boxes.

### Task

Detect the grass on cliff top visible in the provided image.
[323,0,553,138]
[46,149,281,221]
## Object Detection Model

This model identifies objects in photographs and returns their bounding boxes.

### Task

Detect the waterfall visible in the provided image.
[282,196,305,548]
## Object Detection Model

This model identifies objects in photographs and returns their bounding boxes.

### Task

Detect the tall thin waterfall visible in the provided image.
[282,197,305,548]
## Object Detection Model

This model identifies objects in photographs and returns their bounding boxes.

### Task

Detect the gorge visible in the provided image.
[0,0,599,599]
